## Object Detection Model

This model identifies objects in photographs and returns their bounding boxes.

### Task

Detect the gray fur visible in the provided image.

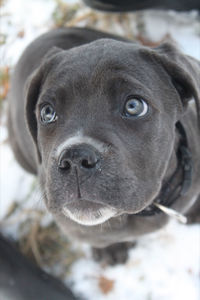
[8,27,200,248]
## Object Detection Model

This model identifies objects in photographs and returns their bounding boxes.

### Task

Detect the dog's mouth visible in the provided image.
[62,200,117,226]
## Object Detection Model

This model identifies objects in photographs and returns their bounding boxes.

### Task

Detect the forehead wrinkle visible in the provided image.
[49,65,89,100]
[106,72,149,90]
[89,61,130,93]
[90,66,152,101]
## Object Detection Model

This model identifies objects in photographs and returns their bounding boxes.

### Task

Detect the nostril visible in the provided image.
[58,145,100,171]
[81,159,97,169]
[59,159,71,170]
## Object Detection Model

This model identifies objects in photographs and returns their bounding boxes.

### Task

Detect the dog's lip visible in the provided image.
[64,199,107,209]
[62,199,117,226]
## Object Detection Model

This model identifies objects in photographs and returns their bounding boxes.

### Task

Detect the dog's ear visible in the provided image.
[24,47,63,163]
[142,42,200,128]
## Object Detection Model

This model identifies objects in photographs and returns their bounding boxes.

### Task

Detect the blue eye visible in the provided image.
[40,104,57,124]
[124,97,148,117]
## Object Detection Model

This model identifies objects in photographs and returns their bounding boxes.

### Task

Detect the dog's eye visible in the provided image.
[124,97,148,117]
[40,104,57,124]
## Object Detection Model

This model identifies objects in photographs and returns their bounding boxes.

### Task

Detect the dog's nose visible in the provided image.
[58,144,100,171]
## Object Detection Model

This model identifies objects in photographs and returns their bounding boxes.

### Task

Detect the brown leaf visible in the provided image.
[98,275,115,295]
[136,33,173,47]
[17,29,25,38]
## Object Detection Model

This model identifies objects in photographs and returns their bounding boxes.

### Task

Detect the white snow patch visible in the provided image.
[142,10,200,59]
[69,222,200,300]
[0,0,56,66]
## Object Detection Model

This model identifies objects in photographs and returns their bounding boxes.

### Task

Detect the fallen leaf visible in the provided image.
[136,33,173,47]
[98,275,115,295]
[17,29,25,38]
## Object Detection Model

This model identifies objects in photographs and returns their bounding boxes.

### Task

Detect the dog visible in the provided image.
[8,27,200,263]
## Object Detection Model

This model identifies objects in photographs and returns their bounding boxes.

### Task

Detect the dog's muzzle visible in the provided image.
[56,142,118,226]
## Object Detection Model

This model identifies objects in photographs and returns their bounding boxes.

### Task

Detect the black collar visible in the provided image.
[136,121,193,217]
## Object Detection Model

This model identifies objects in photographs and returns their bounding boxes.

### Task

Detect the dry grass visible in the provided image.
[18,220,83,277]
[1,201,83,277]
[0,66,10,101]
[52,0,82,27]
[52,0,138,40]
[51,0,169,45]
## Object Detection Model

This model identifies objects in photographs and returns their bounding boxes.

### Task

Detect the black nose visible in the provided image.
[58,144,100,171]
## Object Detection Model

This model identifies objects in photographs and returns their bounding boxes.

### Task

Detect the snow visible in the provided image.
[143,10,200,59]
[67,221,200,300]
[0,0,56,66]
[0,0,200,299]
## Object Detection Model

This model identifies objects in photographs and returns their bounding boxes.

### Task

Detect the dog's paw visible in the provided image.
[92,242,136,265]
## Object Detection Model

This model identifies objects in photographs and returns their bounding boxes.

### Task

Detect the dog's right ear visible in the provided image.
[151,43,200,128]
[24,46,63,163]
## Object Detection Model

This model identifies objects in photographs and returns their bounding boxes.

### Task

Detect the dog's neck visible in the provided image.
[137,121,192,217]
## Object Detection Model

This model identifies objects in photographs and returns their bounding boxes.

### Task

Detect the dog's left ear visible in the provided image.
[143,43,200,128]
[24,46,63,163]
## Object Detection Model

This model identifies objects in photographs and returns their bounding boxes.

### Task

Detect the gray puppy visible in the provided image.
[8,27,200,263]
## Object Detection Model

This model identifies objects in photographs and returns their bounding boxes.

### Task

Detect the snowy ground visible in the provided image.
[0,0,200,299]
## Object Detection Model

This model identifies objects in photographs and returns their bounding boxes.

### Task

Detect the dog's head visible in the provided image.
[25,39,200,227]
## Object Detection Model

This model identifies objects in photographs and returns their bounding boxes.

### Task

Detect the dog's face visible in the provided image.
[25,39,199,227]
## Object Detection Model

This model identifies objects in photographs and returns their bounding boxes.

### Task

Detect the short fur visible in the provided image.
[8,27,200,250]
